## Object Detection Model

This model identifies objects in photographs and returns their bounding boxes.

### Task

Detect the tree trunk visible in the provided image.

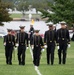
[22,10,25,18]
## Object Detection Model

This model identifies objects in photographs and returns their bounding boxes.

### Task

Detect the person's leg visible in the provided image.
[51,43,55,65]
[5,47,9,64]
[36,48,41,66]
[33,48,37,66]
[62,44,67,64]
[9,47,13,65]
[22,46,26,65]
[18,46,22,65]
[47,47,50,65]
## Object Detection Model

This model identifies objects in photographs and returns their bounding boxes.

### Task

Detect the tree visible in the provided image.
[15,0,51,14]
[2,0,14,10]
[28,0,50,13]
[16,0,29,18]
[32,1,49,13]
[40,0,74,26]
[0,0,12,26]
[2,0,53,14]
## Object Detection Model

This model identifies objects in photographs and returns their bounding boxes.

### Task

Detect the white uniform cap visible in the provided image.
[59,21,66,24]
[46,21,53,26]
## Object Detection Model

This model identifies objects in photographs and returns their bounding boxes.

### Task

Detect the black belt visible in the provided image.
[60,38,65,40]
[19,43,25,45]
[8,41,12,43]
[49,41,55,43]
[8,41,14,43]
[35,45,40,47]
[50,41,52,42]
[62,38,65,40]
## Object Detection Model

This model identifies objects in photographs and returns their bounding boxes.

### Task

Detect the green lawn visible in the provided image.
[10,13,22,18]
[10,13,41,19]
[0,38,74,75]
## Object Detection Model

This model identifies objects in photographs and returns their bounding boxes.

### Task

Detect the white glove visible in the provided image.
[57,46,59,49]
[4,42,6,46]
[16,43,19,47]
[42,49,45,52]
[28,41,30,44]
[44,45,47,48]
[27,47,29,49]
[68,44,70,48]
[31,46,34,50]
[14,47,17,50]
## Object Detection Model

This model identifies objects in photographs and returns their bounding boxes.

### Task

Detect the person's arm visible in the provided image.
[30,35,34,45]
[32,27,34,33]
[3,35,6,46]
[54,30,57,43]
[44,31,47,45]
[56,30,59,45]
[26,33,29,47]
[67,30,70,44]
[13,35,15,46]
[15,33,19,47]
[16,33,18,43]
[40,36,44,47]
[66,29,71,48]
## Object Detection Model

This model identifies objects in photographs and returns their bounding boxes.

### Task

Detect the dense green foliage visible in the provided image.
[2,0,53,13]
[40,0,74,26]
[0,0,12,26]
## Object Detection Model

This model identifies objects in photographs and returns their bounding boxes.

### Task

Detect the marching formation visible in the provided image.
[3,21,71,67]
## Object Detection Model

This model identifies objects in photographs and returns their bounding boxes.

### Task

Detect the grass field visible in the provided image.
[10,13,22,18]
[0,38,74,75]
[10,13,41,19]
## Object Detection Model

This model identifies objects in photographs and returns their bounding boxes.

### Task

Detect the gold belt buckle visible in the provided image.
[36,45,38,47]
[62,38,64,40]
[50,41,52,42]
[9,41,11,43]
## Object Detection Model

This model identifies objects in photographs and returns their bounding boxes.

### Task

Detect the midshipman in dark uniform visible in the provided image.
[44,22,56,65]
[4,29,15,65]
[29,24,34,39]
[56,21,70,64]
[16,26,28,65]
[30,29,44,68]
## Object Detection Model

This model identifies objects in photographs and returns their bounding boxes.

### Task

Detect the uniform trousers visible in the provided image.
[47,42,55,65]
[58,42,67,64]
[5,46,13,64]
[18,45,26,65]
[33,46,41,66]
